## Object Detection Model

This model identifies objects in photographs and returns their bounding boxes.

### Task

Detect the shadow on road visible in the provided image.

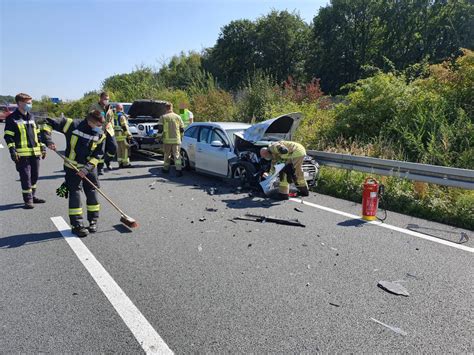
[0,231,62,249]
[0,203,25,212]
[221,195,281,210]
[38,174,64,181]
[337,219,367,227]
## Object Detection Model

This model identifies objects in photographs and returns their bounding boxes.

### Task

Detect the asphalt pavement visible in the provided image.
[0,132,472,353]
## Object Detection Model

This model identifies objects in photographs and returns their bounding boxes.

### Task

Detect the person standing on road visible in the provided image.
[90,92,116,175]
[179,102,193,128]
[3,93,47,209]
[114,103,133,168]
[42,110,106,237]
[160,102,184,177]
[260,141,309,200]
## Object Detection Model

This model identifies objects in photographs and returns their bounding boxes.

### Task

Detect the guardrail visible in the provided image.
[307,151,474,190]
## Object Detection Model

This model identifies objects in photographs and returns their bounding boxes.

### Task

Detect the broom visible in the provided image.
[54,150,139,228]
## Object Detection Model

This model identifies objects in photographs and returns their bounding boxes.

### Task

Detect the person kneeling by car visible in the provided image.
[260,141,309,200]
[42,110,106,237]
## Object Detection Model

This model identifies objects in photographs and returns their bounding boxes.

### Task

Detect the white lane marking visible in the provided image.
[51,216,173,354]
[290,198,473,253]
[0,143,4,148]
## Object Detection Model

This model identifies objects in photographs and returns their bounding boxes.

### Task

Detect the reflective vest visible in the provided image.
[3,110,45,157]
[113,112,130,142]
[180,109,192,127]
[161,113,184,144]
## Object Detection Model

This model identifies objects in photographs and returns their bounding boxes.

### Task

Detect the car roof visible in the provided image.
[189,122,251,130]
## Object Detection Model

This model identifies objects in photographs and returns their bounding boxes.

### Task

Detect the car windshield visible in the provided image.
[225,129,246,144]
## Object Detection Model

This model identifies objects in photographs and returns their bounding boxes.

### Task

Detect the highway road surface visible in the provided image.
[1,135,472,353]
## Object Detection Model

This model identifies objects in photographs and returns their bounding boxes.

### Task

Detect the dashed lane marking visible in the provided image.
[290,198,473,253]
[51,216,173,354]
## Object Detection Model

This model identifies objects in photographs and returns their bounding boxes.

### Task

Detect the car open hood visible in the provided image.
[127,100,168,119]
[242,112,302,142]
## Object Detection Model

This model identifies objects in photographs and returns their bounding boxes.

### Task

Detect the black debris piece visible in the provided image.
[294,207,304,213]
[329,302,340,307]
[234,214,305,227]
[206,208,218,212]
[199,218,206,222]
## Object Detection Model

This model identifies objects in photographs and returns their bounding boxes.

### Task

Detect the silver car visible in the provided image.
[181,113,319,187]
[181,122,251,177]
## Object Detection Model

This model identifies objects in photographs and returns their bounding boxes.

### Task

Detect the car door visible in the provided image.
[200,128,232,176]
[195,125,212,172]
[182,126,199,167]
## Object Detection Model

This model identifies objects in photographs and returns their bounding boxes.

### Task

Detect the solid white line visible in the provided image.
[290,198,473,253]
[51,216,173,354]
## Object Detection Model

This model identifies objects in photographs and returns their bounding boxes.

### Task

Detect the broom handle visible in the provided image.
[54,151,128,216]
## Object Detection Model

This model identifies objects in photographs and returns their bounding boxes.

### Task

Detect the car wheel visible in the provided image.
[232,162,257,187]
[181,149,191,171]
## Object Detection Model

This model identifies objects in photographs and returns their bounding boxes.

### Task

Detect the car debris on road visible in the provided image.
[233,214,305,227]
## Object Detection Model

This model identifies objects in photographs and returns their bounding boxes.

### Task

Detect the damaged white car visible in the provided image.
[180,113,319,188]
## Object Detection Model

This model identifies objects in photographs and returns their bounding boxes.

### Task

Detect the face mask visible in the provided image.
[263,155,272,161]
[103,100,109,106]
[24,103,32,112]
[92,126,103,134]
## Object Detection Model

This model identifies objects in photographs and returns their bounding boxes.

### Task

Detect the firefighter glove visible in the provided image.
[9,149,19,162]
[56,183,69,199]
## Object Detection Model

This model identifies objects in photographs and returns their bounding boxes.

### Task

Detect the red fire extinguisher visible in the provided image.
[362,177,381,221]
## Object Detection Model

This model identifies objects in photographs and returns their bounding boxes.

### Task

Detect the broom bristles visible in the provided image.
[120,215,139,229]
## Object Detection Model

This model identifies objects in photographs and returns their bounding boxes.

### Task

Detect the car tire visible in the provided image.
[181,149,191,171]
[231,161,257,187]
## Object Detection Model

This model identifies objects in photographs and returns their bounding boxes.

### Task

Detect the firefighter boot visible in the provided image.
[33,197,46,203]
[72,225,89,237]
[88,221,98,233]
[24,201,35,209]
[297,186,309,197]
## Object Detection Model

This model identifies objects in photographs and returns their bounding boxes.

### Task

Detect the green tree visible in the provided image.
[255,10,311,83]
[203,19,259,90]
[158,51,204,90]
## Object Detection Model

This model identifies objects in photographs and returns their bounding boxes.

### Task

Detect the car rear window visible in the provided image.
[184,126,199,139]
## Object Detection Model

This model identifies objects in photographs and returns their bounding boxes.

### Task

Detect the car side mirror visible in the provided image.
[210,140,224,148]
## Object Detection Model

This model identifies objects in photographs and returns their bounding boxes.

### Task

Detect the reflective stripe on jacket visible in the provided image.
[113,112,131,142]
[160,113,184,144]
[42,117,105,169]
[3,109,45,157]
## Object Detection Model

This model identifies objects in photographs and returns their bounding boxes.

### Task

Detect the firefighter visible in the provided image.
[3,93,47,209]
[260,141,309,200]
[42,110,106,237]
[178,102,193,128]
[90,92,116,174]
[114,103,132,168]
[160,102,184,177]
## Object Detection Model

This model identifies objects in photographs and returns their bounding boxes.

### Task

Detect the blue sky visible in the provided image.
[1,0,328,101]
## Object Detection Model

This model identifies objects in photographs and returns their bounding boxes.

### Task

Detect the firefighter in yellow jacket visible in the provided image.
[89,92,116,174]
[160,102,184,177]
[114,104,132,168]
[260,141,309,200]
